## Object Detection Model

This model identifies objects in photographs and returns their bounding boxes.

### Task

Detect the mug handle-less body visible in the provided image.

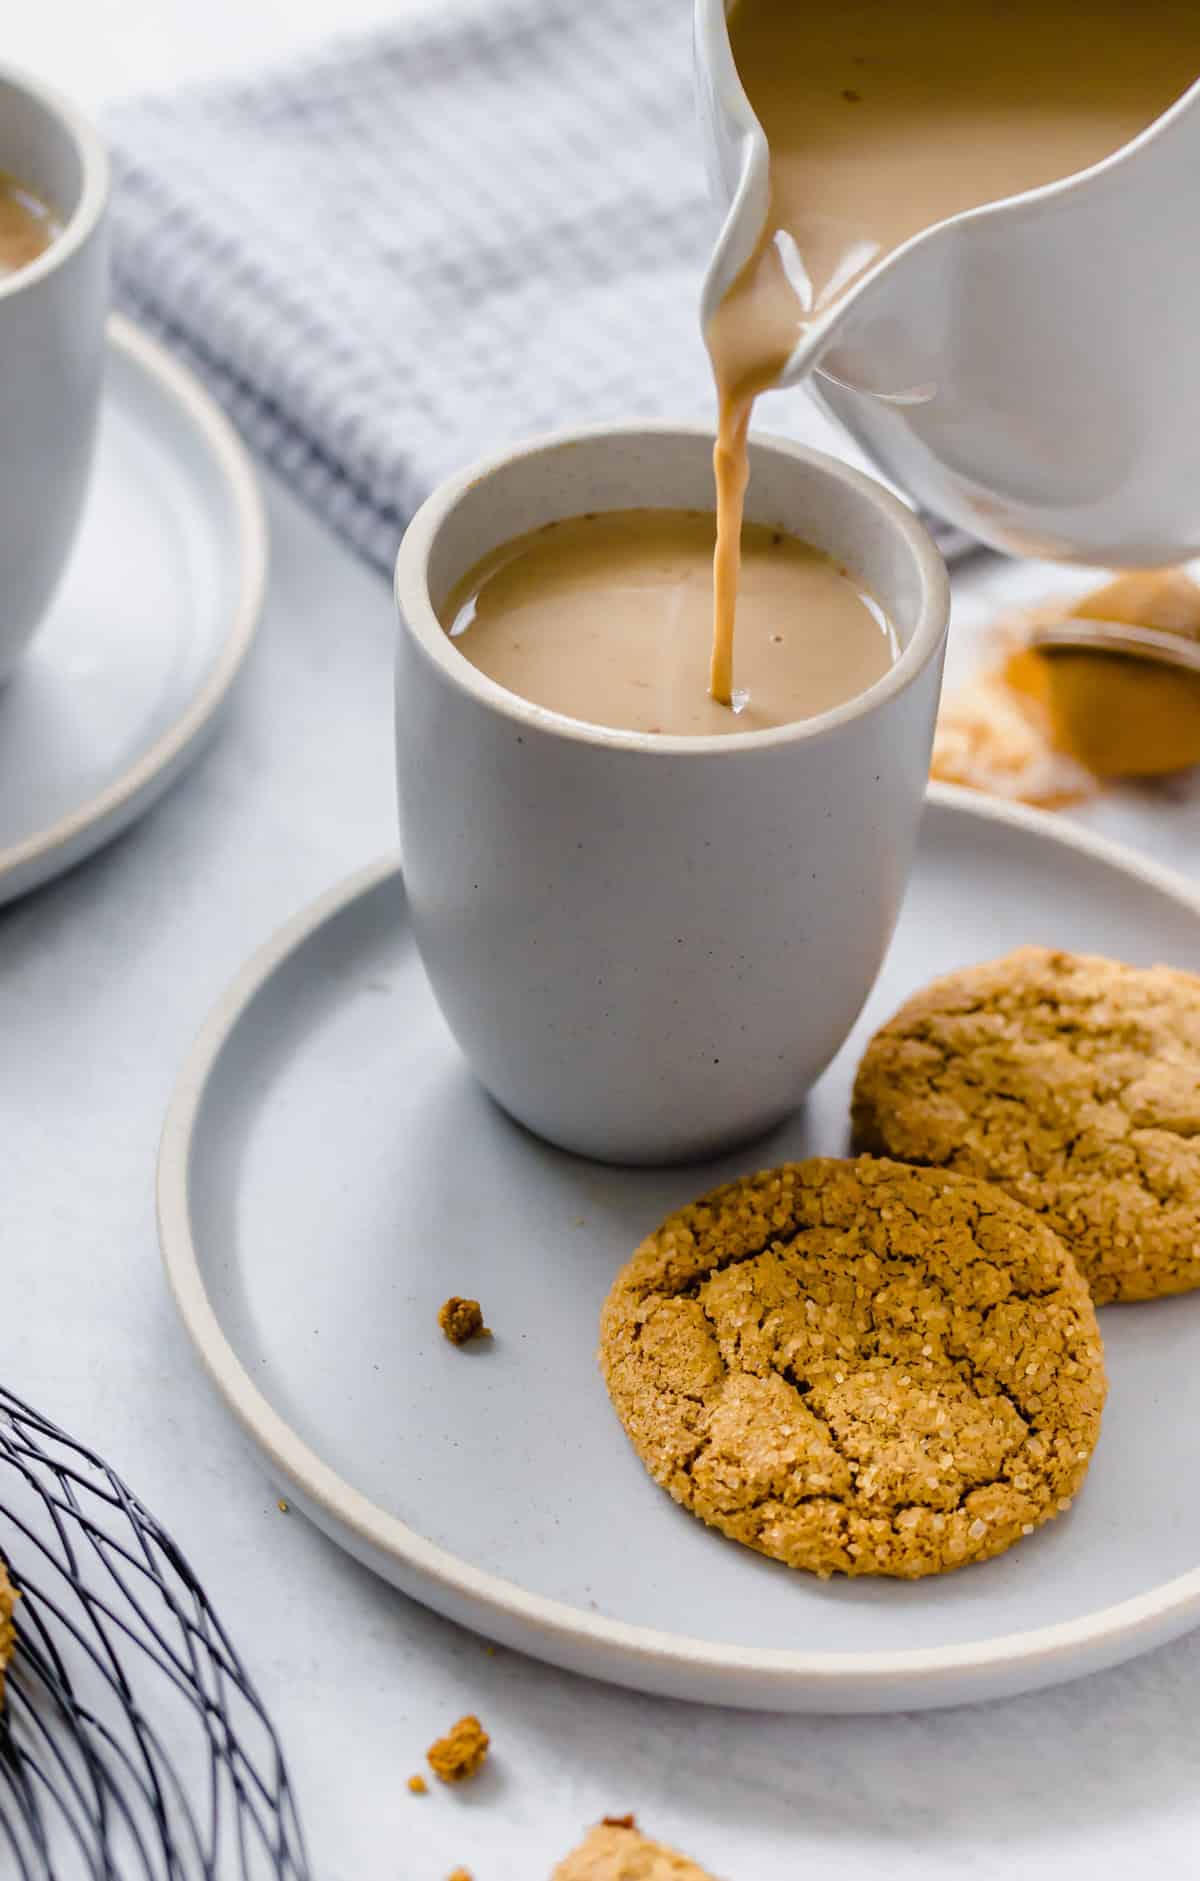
[395,425,949,1166]
[0,66,109,681]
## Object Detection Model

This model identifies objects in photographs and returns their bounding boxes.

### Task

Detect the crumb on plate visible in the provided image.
[438,1297,491,1346]
[427,1713,490,1784]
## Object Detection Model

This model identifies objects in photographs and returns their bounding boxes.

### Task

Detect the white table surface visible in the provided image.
[6,6,1200,1878]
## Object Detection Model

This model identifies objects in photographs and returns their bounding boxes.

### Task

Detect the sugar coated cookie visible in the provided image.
[853,946,1200,1303]
[600,1158,1105,1579]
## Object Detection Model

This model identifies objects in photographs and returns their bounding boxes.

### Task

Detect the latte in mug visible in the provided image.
[443,507,896,737]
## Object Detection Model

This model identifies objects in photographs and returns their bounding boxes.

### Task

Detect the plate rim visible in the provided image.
[0,311,269,899]
[157,785,1200,1697]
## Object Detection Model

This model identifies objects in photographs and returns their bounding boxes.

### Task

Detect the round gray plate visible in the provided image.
[159,787,1200,1712]
[0,315,267,904]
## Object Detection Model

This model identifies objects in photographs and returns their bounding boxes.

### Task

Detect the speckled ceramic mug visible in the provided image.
[395,423,949,1165]
[0,63,109,682]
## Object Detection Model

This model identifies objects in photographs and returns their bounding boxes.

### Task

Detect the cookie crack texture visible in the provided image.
[657,1228,790,1303]
[599,1158,1106,1580]
[852,945,1200,1303]
[942,1346,1032,1437]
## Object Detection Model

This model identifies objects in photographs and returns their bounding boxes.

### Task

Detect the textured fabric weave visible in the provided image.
[108,0,965,569]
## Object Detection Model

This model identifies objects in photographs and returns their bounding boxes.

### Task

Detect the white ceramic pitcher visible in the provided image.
[696,0,1200,566]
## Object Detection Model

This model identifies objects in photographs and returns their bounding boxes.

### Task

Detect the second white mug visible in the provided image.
[0,62,109,682]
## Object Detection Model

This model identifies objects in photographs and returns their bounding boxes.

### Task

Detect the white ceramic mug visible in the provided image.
[395,424,949,1164]
[0,64,109,682]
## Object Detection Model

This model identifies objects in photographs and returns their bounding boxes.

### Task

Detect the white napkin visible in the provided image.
[109,0,968,570]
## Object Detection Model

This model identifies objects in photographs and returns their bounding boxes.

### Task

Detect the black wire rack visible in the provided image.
[0,1385,310,1880]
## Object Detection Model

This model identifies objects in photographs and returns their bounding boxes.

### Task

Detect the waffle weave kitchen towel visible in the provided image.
[109,0,963,571]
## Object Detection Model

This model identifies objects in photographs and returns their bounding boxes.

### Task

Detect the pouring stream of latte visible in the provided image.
[706,0,1200,706]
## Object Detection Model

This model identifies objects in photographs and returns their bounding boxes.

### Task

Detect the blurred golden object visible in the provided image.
[1032,570,1200,778]
[1040,649,1200,778]
[933,568,1200,802]
[1065,569,1200,636]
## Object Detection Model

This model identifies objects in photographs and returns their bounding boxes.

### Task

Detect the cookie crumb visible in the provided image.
[277,1499,289,1513]
[447,1869,472,1881]
[427,1714,490,1784]
[602,1814,636,1829]
[438,1297,490,1346]
[407,1773,428,1796]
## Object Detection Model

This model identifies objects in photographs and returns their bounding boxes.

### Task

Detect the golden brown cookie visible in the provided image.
[0,1561,16,1703]
[551,1822,718,1880]
[600,1158,1105,1580]
[853,946,1200,1304]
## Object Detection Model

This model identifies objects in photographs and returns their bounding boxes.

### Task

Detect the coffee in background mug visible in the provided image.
[0,171,60,278]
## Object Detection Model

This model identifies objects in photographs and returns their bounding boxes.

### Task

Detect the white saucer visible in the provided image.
[158,787,1200,1714]
[0,314,267,904]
